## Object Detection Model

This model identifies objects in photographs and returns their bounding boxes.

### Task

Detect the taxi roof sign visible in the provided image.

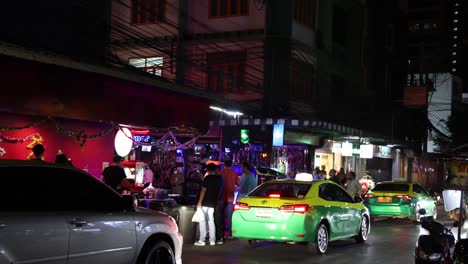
[295,173,313,182]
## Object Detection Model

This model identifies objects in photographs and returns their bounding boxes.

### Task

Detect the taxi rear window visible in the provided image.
[248,183,312,199]
[372,183,409,192]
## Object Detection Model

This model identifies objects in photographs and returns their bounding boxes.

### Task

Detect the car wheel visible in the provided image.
[140,241,175,264]
[242,239,257,248]
[355,216,369,243]
[309,223,329,255]
[412,207,421,223]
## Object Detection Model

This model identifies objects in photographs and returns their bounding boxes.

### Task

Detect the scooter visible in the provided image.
[415,208,456,264]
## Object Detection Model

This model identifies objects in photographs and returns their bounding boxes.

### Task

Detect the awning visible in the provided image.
[209,118,363,137]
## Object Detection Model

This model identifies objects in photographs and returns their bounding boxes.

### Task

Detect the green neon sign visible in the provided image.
[240,129,250,144]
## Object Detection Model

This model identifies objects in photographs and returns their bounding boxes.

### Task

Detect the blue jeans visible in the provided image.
[225,201,234,236]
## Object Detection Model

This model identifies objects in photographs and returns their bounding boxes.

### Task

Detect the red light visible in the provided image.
[269,193,281,198]
[234,202,250,211]
[295,234,305,238]
[364,194,375,199]
[279,204,310,214]
[395,195,412,201]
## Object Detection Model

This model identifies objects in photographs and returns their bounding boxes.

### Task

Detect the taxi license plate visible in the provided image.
[377,197,392,203]
[255,209,274,218]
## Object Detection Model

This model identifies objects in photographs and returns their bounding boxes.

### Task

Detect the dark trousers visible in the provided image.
[214,203,225,241]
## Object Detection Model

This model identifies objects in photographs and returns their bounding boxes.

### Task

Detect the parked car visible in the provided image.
[232,177,370,254]
[0,160,183,264]
[363,181,437,222]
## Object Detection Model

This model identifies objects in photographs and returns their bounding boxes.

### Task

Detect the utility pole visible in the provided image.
[263,0,292,116]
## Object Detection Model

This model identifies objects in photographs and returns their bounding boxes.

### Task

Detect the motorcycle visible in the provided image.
[415,208,456,264]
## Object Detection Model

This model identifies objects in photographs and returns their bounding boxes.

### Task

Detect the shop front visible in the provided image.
[209,118,365,177]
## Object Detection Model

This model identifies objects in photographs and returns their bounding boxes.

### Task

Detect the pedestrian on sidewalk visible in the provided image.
[219,160,239,239]
[238,162,256,199]
[195,162,223,246]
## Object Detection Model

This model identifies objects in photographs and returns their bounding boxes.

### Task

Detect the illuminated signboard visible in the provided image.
[272,124,284,146]
[360,144,374,159]
[342,142,353,156]
[240,129,250,144]
[114,128,133,157]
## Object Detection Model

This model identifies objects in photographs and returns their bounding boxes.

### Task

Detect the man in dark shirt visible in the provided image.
[195,162,223,246]
[101,155,131,192]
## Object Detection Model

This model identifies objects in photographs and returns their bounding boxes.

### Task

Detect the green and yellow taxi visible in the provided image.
[363,181,437,222]
[232,175,370,254]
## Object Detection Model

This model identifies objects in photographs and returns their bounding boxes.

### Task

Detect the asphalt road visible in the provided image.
[182,206,462,264]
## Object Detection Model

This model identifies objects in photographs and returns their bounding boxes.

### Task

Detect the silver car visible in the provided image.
[0,160,183,264]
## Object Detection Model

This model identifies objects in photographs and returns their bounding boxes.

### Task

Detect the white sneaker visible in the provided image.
[209,241,216,246]
[194,241,206,246]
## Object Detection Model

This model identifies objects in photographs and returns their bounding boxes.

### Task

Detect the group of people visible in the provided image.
[329,168,362,199]
[30,144,73,166]
[194,160,257,246]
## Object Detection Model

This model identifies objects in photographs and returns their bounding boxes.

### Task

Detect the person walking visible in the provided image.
[101,155,132,193]
[143,163,154,188]
[329,169,340,184]
[195,162,223,246]
[238,162,256,199]
[337,168,347,186]
[170,167,184,195]
[219,160,239,239]
[31,144,45,161]
[345,171,362,200]
[313,167,322,180]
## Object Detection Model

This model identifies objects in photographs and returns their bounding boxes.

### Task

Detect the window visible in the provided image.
[290,58,315,101]
[372,183,410,192]
[129,57,163,76]
[249,183,312,198]
[292,0,317,29]
[319,183,353,203]
[332,6,346,45]
[131,0,166,25]
[209,0,249,18]
[0,166,123,211]
[207,51,245,93]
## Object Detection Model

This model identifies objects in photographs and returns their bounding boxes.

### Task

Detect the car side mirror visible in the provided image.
[122,195,136,211]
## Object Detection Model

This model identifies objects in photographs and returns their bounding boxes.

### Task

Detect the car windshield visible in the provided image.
[372,183,409,192]
[248,183,312,198]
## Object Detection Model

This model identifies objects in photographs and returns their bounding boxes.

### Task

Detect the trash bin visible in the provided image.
[169,205,197,244]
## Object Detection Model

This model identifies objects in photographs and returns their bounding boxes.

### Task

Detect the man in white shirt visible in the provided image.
[346,171,362,199]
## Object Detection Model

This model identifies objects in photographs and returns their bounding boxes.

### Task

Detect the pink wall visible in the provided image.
[0,113,115,178]
[188,0,265,34]
[111,0,179,41]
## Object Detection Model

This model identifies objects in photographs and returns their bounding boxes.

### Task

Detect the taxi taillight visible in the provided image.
[234,202,250,211]
[394,195,412,201]
[364,194,374,199]
[279,204,310,214]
